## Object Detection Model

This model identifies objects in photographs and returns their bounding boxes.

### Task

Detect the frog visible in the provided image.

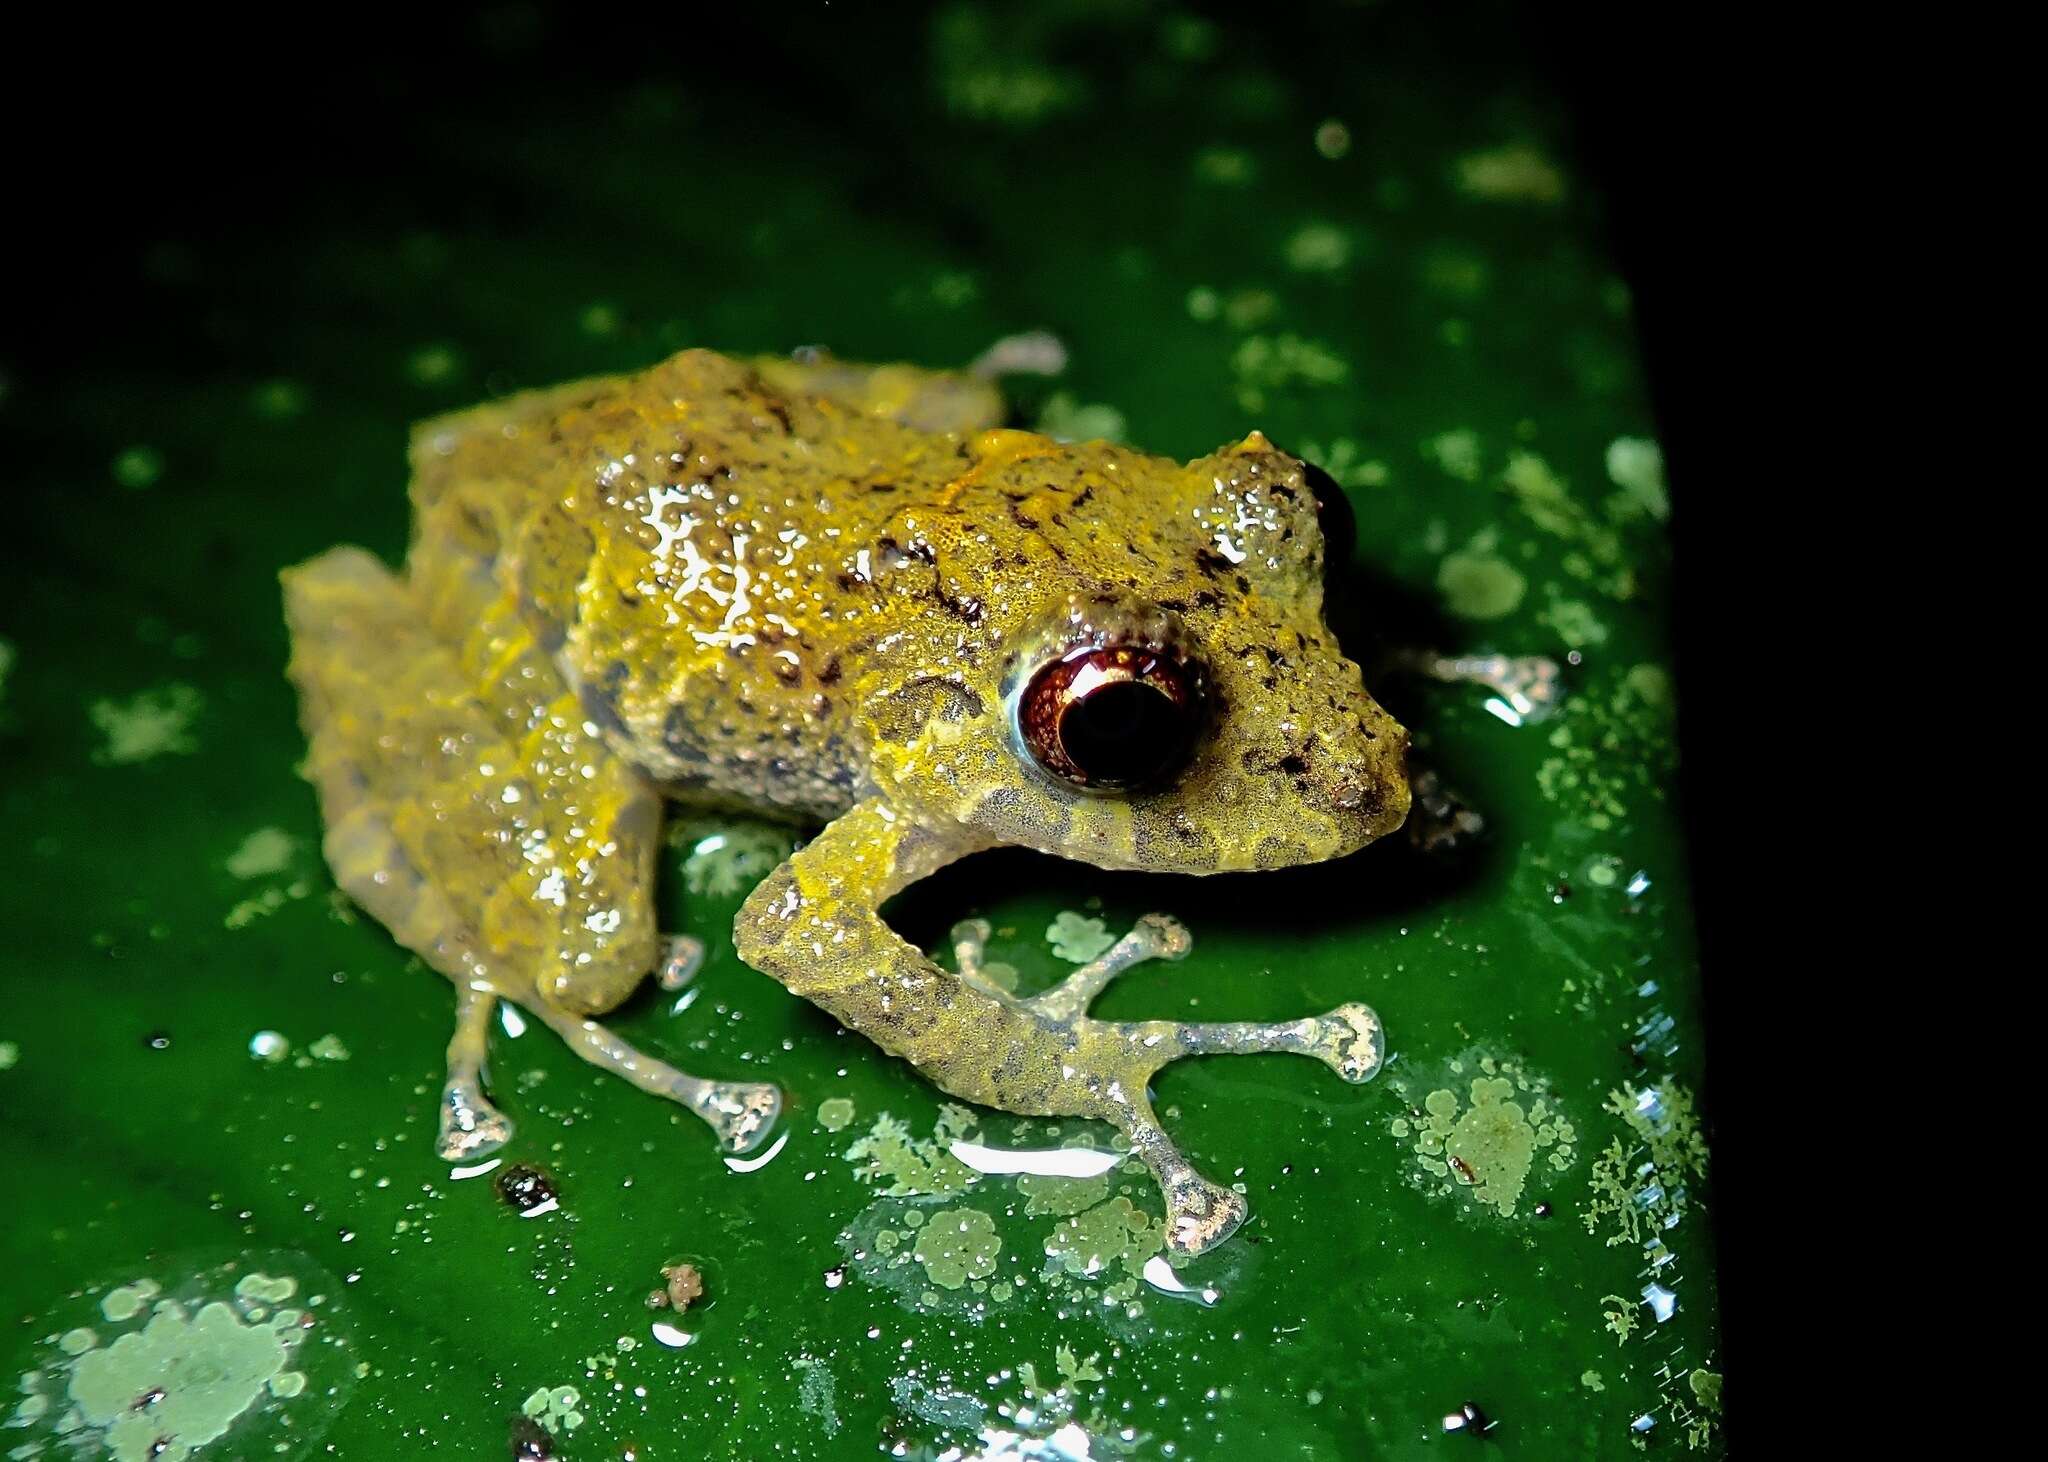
[281,340,1411,1255]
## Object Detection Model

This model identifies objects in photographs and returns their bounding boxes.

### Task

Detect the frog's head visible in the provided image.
[858,431,1409,873]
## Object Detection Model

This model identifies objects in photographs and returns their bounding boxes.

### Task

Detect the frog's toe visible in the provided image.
[1163,1172,1248,1256]
[1308,1002,1386,1084]
[699,1081,783,1155]
[436,1089,514,1164]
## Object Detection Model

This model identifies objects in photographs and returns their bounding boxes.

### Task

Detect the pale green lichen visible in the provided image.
[1455,142,1566,203]
[792,1354,841,1437]
[1296,438,1389,490]
[912,1208,1002,1289]
[1043,1195,1161,1280]
[1541,596,1609,650]
[931,4,1086,126]
[1193,146,1257,187]
[677,818,798,900]
[1046,911,1116,964]
[1536,664,1678,830]
[1425,428,1484,483]
[225,827,298,880]
[111,446,164,490]
[90,685,203,765]
[521,1384,584,1434]
[0,1040,17,1071]
[1605,437,1669,521]
[306,1035,350,1063]
[843,1110,979,1197]
[1036,393,1127,445]
[1584,1080,1709,1248]
[1018,1170,1112,1218]
[17,1264,341,1462]
[1403,1056,1575,1217]
[1582,1370,1606,1391]
[1437,543,1526,620]
[1230,334,1348,412]
[1282,222,1351,273]
[817,1097,856,1133]
[67,1303,290,1460]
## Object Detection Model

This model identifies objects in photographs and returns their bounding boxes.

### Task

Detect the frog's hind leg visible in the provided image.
[440,988,513,1162]
[282,547,779,1158]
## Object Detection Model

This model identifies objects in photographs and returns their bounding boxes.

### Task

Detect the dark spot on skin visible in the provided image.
[934,584,985,624]
[1194,548,1232,577]
[496,1164,559,1213]
[1278,754,1308,778]
[1072,486,1096,510]
[818,656,842,686]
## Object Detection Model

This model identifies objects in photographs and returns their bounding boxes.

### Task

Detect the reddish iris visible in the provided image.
[1018,645,1201,790]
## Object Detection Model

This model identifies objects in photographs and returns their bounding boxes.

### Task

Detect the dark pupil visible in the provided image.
[1060,681,1184,787]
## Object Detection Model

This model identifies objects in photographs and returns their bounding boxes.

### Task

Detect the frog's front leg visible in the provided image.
[736,801,1378,1255]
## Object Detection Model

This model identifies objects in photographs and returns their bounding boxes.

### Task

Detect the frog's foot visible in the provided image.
[1092,1002,1386,1254]
[1025,913,1192,1024]
[967,329,1069,380]
[656,934,705,992]
[524,1000,781,1154]
[1406,766,1486,857]
[437,987,514,1163]
[1401,650,1563,724]
[997,912,1378,1256]
[946,918,1010,998]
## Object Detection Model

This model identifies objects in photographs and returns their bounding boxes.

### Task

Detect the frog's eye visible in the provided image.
[1016,645,1203,792]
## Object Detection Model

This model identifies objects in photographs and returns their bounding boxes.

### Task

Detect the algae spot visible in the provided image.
[1583,1079,1709,1249]
[1424,428,1483,482]
[1046,911,1116,964]
[9,1253,352,1461]
[1230,333,1348,412]
[90,685,203,765]
[1036,393,1127,445]
[1043,1196,1161,1280]
[675,817,798,900]
[1605,436,1668,521]
[521,1384,585,1435]
[1454,142,1566,204]
[224,827,298,880]
[1437,547,1526,620]
[913,1208,1002,1289]
[0,1039,18,1071]
[792,1354,841,1437]
[844,1109,980,1198]
[816,1097,856,1133]
[1535,663,1678,830]
[1397,1054,1576,1218]
[1282,222,1352,273]
[111,446,164,490]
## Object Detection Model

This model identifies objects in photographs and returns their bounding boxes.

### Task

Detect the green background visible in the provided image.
[1,3,1721,1457]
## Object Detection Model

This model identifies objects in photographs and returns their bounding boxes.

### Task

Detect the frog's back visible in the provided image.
[403,349,980,819]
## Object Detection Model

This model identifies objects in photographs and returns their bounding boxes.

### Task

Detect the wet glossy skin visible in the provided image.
[282,347,1409,1254]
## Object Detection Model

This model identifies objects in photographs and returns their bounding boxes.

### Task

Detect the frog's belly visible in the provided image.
[565,656,868,824]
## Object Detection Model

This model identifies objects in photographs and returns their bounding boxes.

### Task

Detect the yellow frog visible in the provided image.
[282,343,1410,1255]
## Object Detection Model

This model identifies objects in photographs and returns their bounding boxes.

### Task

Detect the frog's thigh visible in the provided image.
[282,547,777,1155]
